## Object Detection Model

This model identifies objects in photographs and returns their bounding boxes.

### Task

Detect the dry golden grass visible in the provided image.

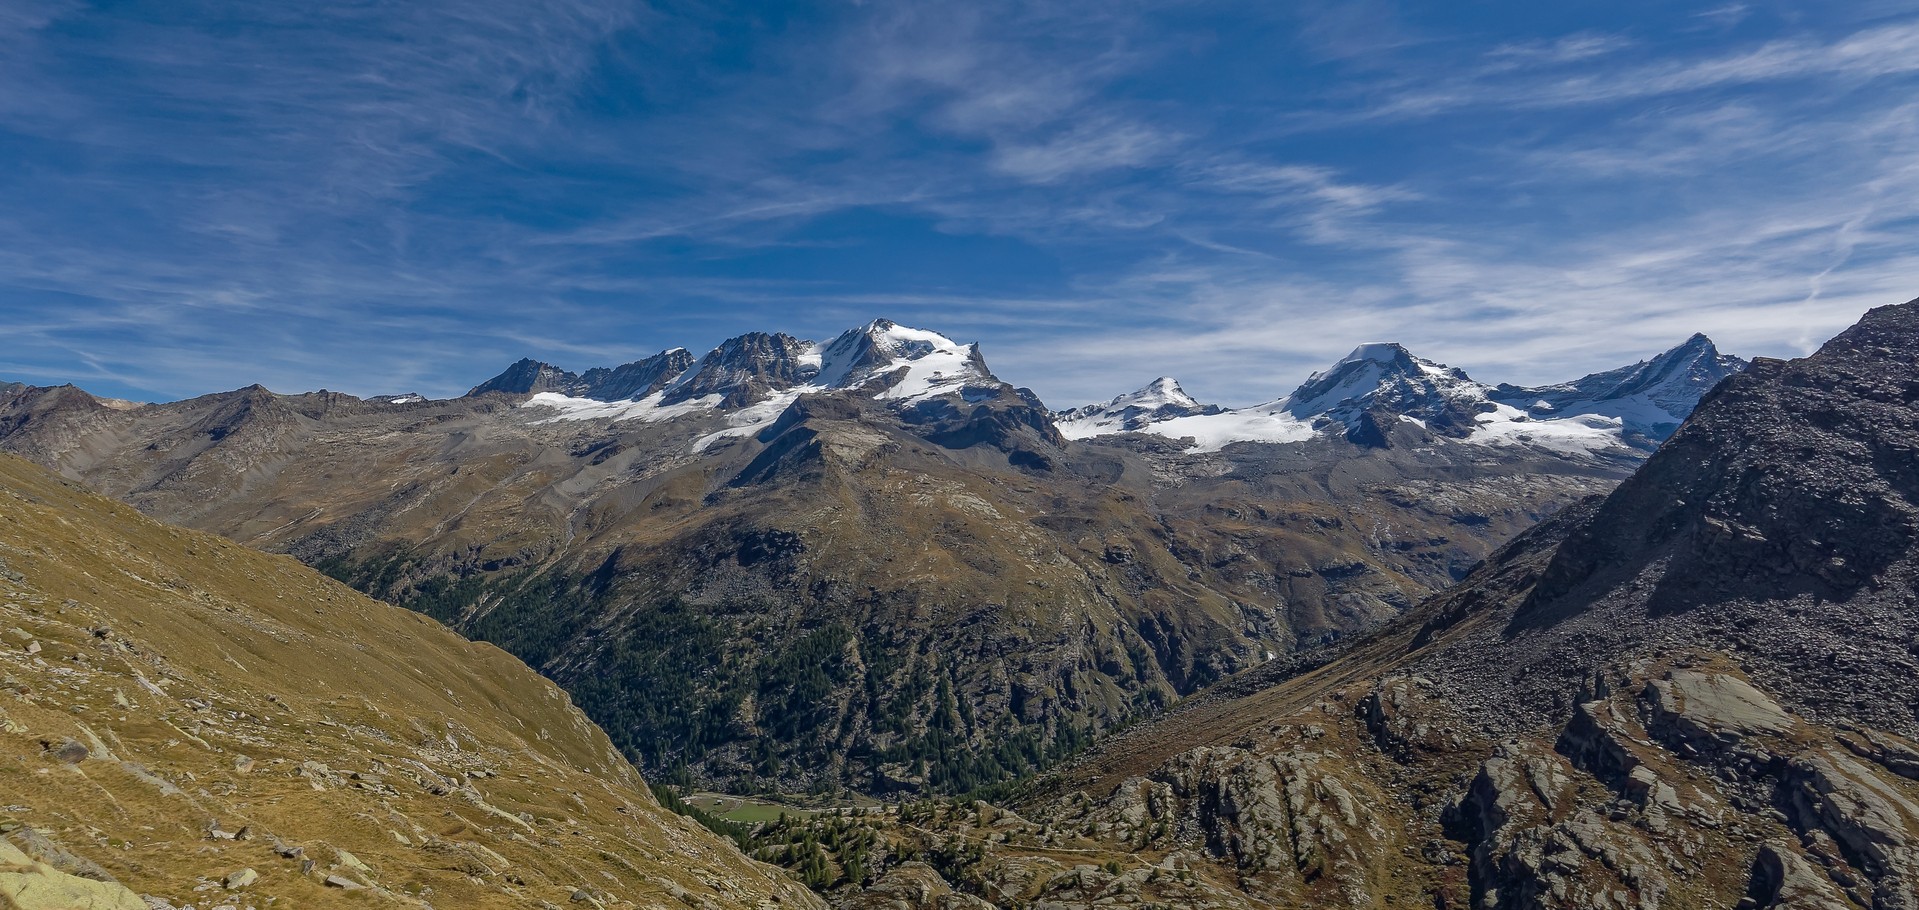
[0,454,819,909]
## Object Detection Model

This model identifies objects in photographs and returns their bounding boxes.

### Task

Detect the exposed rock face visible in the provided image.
[662,331,816,407]
[1749,840,1855,909]
[1455,742,1670,910]
[0,837,146,910]
[836,863,996,910]
[468,348,698,401]
[1126,741,1392,905]
[1642,670,1794,745]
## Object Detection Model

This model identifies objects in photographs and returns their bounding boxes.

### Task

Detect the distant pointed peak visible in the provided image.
[1053,375,1221,438]
[1123,377,1199,408]
[1664,332,1718,355]
[1281,341,1479,423]
[468,358,572,397]
[1301,342,1463,384]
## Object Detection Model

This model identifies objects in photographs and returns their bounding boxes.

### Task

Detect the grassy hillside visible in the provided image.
[0,454,819,909]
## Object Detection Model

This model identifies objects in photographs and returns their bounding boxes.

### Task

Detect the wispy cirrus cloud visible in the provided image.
[1,1,1915,410]
[1364,19,1919,118]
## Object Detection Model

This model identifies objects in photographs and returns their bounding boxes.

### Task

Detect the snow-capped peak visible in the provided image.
[1280,344,1479,421]
[1488,334,1747,441]
[1054,377,1223,440]
[507,320,1004,448]
[1338,342,1414,365]
[807,319,992,400]
[1061,335,1746,456]
[1135,377,1199,409]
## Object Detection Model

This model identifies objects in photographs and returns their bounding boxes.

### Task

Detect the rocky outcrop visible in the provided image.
[468,349,698,401]
[1454,743,1670,910]
[836,863,996,910]
[0,837,146,910]
[1782,752,1919,909]
[1747,841,1854,909]
[1362,675,1472,758]
[1062,732,1398,908]
[1642,670,1795,748]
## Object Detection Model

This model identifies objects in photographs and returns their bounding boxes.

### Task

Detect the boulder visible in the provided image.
[0,839,146,910]
[1781,752,1919,908]
[832,862,994,910]
[1643,670,1793,750]
[1746,841,1852,909]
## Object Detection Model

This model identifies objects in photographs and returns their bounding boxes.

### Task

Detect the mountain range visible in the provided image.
[0,320,1741,799]
[3,297,1915,910]
[704,297,1919,909]
[1011,296,1919,909]
[1056,332,1745,453]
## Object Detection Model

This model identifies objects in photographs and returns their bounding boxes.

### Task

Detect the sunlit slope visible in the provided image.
[0,453,819,910]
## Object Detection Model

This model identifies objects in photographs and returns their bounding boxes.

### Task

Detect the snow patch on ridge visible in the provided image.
[1466,403,1627,454]
[692,390,804,452]
[1145,407,1316,451]
[523,390,724,424]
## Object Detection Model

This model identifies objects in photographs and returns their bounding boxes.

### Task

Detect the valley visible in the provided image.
[0,298,1910,908]
[0,321,1732,799]
[10,4,1907,907]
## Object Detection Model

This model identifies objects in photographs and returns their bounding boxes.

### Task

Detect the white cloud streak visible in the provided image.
[1,2,1915,411]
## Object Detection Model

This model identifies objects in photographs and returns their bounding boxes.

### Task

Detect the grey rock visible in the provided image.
[1747,842,1852,909]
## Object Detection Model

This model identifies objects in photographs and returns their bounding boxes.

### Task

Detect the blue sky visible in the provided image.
[3,0,1918,407]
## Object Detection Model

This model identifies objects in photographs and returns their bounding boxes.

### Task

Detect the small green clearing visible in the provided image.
[684,793,814,824]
